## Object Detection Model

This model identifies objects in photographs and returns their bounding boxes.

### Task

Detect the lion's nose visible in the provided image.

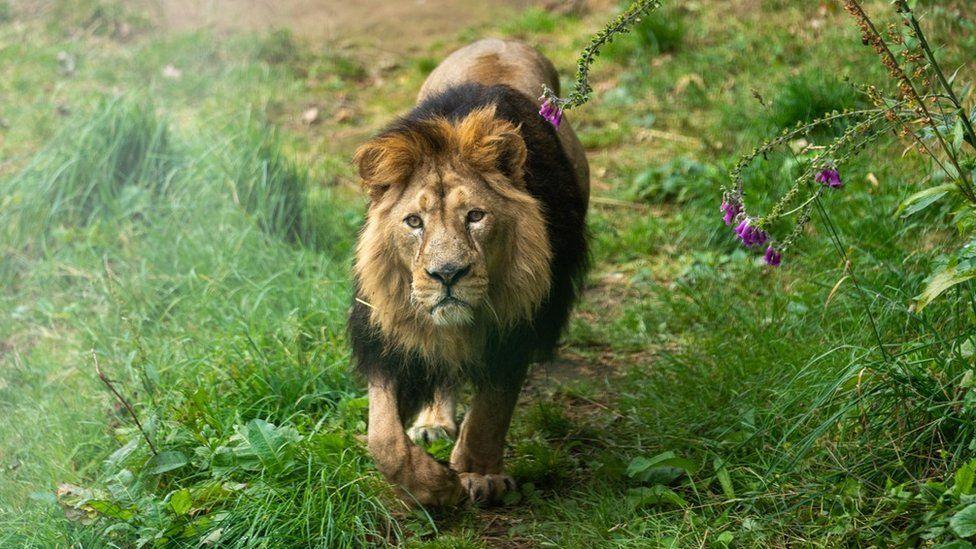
[426,263,471,287]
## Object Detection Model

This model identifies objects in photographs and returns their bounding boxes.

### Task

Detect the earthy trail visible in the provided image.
[152,0,544,50]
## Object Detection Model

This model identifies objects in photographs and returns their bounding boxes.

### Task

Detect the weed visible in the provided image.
[222,121,313,247]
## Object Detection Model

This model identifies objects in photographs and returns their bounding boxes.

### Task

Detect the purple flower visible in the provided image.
[538,99,563,128]
[721,200,741,226]
[763,246,782,267]
[815,168,842,189]
[734,219,768,247]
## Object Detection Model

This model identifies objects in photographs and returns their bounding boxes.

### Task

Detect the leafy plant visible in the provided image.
[625,451,696,509]
[723,0,976,273]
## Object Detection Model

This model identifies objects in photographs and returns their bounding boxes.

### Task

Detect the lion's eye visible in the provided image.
[404,215,423,229]
[466,210,486,223]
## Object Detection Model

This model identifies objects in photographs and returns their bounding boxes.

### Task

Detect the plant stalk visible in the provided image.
[894,0,976,150]
[93,349,158,456]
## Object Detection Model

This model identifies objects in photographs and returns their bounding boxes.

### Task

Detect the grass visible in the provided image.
[768,70,863,130]
[1,0,975,546]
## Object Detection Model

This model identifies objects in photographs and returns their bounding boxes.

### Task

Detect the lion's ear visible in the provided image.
[353,134,420,201]
[456,106,528,186]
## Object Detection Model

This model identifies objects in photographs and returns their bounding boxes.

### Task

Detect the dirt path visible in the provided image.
[152,0,545,51]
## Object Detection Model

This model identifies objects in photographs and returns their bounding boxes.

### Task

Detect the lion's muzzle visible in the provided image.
[412,261,485,327]
[425,262,472,287]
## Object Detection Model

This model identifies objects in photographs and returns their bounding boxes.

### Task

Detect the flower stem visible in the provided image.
[813,197,891,366]
[894,0,976,150]
[843,0,974,201]
[93,349,158,455]
[540,0,663,110]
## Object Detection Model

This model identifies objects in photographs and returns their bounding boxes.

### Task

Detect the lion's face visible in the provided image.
[354,105,553,356]
[388,164,501,326]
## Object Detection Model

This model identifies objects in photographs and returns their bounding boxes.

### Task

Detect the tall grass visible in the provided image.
[0,97,396,546]
[222,121,315,248]
[1,98,176,246]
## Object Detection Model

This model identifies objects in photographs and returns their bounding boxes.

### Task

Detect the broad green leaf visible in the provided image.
[715,531,735,547]
[641,466,685,485]
[168,488,192,516]
[955,119,967,151]
[104,437,140,470]
[315,433,348,453]
[962,370,975,388]
[340,396,369,413]
[145,450,188,475]
[626,485,688,508]
[956,462,976,498]
[951,503,976,538]
[714,457,735,499]
[915,264,976,311]
[423,438,454,462]
[87,499,135,521]
[243,418,300,472]
[178,515,213,538]
[897,183,955,218]
[963,344,976,361]
[246,418,283,466]
[627,450,698,478]
[626,456,657,478]
[502,489,522,506]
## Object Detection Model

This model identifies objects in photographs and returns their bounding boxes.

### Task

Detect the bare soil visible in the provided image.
[151,0,544,50]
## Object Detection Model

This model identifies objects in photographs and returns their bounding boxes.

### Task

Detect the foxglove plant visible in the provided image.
[537,0,663,127]
[724,0,975,273]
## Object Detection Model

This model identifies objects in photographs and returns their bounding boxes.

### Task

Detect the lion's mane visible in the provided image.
[348,83,588,418]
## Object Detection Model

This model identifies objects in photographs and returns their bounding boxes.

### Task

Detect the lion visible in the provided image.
[348,38,589,506]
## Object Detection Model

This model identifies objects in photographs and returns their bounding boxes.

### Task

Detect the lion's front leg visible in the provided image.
[407,385,458,445]
[367,382,462,507]
[450,379,524,505]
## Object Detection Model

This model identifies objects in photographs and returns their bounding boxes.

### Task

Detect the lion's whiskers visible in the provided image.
[482,298,502,326]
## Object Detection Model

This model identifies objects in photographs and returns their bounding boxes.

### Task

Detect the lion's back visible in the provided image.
[420,38,590,203]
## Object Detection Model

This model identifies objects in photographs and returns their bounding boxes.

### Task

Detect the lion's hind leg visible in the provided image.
[407,385,458,445]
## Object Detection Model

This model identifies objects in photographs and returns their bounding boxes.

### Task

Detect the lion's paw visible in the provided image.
[459,472,516,506]
[408,424,455,446]
[395,446,463,507]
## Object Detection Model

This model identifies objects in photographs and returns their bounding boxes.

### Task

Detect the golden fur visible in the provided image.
[353,105,552,367]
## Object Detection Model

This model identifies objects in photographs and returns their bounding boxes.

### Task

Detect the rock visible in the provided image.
[56,51,76,76]
[301,107,320,125]
[161,64,182,79]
